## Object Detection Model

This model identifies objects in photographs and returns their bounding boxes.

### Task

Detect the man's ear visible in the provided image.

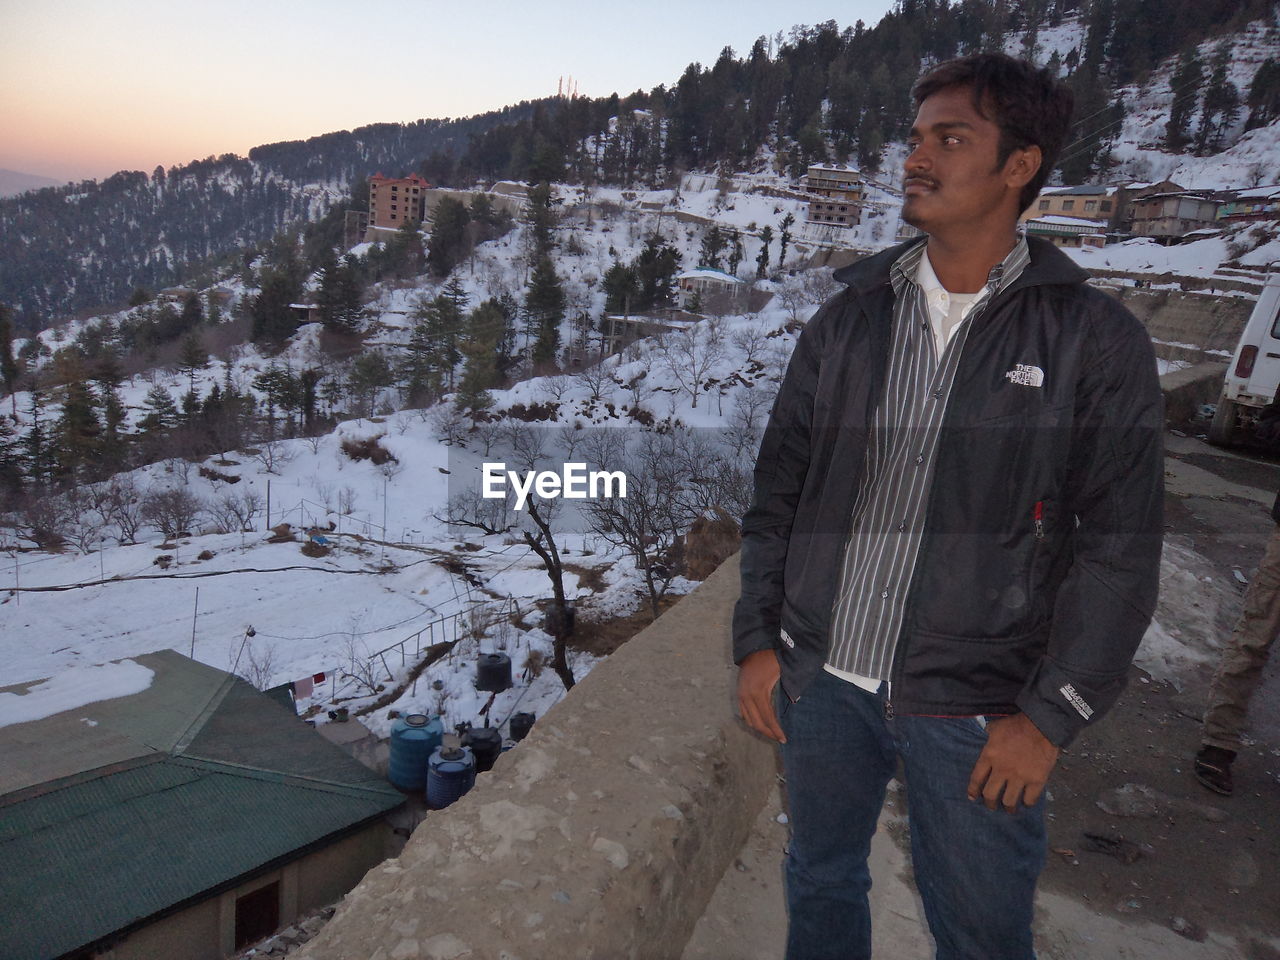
[1006,144,1042,190]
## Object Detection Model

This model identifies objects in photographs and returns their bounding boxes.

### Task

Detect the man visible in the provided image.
[734,53,1164,959]
[1195,400,1280,796]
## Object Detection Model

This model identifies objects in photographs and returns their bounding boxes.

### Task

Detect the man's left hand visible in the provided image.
[967,713,1060,813]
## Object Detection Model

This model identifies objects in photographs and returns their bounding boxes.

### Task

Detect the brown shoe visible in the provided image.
[1194,745,1236,796]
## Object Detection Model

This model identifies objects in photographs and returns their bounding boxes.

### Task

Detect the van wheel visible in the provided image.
[1207,398,1238,447]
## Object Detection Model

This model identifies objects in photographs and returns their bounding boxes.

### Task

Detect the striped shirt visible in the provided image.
[825,236,1032,687]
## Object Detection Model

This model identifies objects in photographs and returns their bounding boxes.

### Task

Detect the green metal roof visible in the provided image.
[0,650,403,960]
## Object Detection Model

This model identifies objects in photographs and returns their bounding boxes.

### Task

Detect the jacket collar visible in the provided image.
[833,234,1089,296]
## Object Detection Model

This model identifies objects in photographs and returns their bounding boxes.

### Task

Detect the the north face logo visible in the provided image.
[1004,364,1044,388]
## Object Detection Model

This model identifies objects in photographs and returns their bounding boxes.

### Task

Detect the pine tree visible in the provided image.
[1196,44,1240,154]
[1245,59,1280,131]
[698,225,727,270]
[55,379,101,480]
[180,290,203,330]
[177,332,208,392]
[525,256,566,368]
[756,226,774,279]
[1165,51,1204,152]
[348,351,395,417]
[23,392,51,490]
[778,213,795,269]
[727,229,744,276]
[0,303,20,417]
[425,197,472,278]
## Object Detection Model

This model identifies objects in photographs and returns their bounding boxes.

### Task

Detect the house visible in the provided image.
[603,311,701,355]
[1113,180,1186,234]
[1129,190,1222,241]
[1024,184,1116,224]
[1217,184,1280,224]
[800,164,864,227]
[367,172,430,231]
[677,268,745,312]
[1022,215,1107,249]
[0,650,404,960]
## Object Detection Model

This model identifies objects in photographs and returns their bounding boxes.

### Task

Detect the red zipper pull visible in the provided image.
[1034,500,1045,542]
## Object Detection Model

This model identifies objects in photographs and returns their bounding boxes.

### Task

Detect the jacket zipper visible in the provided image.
[885,287,1009,722]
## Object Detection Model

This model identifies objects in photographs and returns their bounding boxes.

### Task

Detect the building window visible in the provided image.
[1038,199,1049,210]
[1085,200,1097,211]
[1101,201,1112,212]
[391,214,397,220]
[1062,199,1075,211]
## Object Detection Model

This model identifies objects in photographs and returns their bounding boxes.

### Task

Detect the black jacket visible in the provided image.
[732,236,1164,747]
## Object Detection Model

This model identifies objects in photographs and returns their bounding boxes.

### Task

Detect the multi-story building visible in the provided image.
[1022,215,1107,249]
[677,268,745,312]
[368,173,430,230]
[1217,185,1280,224]
[801,164,864,227]
[1130,190,1222,240]
[1024,184,1117,224]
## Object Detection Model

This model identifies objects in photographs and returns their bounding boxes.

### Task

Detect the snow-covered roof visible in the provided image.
[679,268,743,284]
[1027,215,1106,229]
[1043,184,1116,196]
[807,164,862,175]
[1231,184,1280,200]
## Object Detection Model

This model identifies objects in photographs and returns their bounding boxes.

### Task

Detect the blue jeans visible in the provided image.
[778,670,1045,960]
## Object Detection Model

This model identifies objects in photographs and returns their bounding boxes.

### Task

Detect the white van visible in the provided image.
[1210,263,1280,446]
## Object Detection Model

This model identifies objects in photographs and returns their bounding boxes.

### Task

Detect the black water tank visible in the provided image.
[476,652,512,692]
[463,725,504,772]
[509,711,536,742]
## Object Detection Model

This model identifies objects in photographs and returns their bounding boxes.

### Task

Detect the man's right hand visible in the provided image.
[737,649,786,743]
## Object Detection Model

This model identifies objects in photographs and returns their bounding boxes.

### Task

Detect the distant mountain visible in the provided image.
[0,168,64,198]
[2,0,1278,331]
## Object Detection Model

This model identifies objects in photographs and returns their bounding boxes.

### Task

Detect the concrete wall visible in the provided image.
[293,557,775,960]
[1100,286,1254,360]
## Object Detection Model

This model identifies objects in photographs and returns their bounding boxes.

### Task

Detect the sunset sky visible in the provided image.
[1,0,899,184]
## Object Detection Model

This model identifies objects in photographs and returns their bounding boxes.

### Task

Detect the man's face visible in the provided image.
[901,85,1027,233]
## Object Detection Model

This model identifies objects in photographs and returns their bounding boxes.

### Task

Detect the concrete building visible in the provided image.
[1025,184,1117,223]
[1023,215,1107,249]
[0,650,403,960]
[1130,190,1223,241]
[1217,184,1280,224]
[368,172,430,230]
[800,164,864,227]
[603,311,700,355]
[1113,180,1186,233]
[677,268,745,312]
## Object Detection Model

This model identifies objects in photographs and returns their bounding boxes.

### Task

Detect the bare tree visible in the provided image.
[210,489,264,533]
[142,487,206,539]
[102,476,146,544]
[585,432,690,619]
[541,374,573,403]
[252,439,296,475]
[655,324,728,409]
[430,403,470,446]
[574,360,616,405]
[17,494,72,550]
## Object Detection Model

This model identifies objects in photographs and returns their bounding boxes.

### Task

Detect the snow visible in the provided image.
[7,10,1280,747]
[0,658,155,729]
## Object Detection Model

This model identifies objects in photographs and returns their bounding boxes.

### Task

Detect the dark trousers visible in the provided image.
[778,670,1046,960]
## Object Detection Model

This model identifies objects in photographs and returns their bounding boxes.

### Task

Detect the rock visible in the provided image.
[1169,916,1207,942]
[1081,832,1143,864]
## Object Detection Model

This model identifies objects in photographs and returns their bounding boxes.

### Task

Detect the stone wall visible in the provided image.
[292,557,773,960]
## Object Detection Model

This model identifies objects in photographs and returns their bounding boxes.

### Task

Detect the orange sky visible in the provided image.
[1,0,896,183]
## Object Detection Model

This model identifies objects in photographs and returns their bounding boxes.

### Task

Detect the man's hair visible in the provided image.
[912,53,1075,213]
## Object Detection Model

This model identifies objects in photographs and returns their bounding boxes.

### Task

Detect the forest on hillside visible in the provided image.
[1,0,1277,330]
